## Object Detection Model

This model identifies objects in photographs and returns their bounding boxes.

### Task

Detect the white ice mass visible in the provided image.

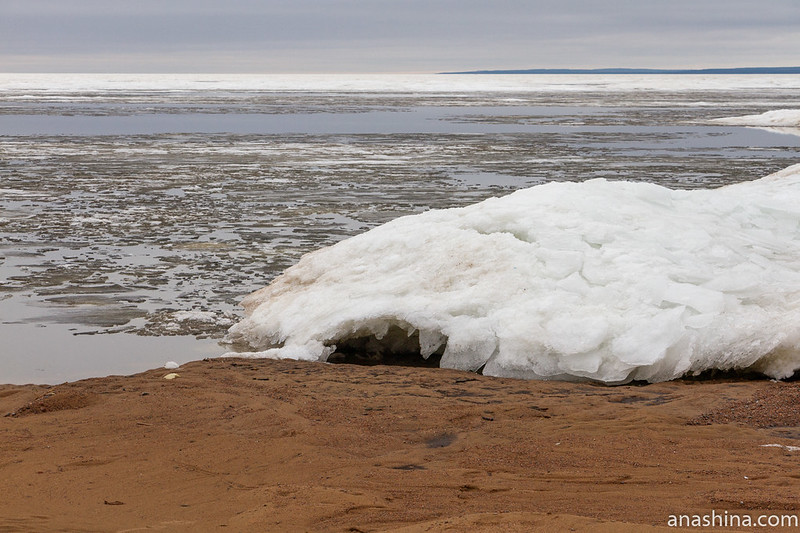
[711,109,800,137]
[711,109,800,127]
[226,163,800,383]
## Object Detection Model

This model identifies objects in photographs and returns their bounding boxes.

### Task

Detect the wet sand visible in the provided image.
[2,358,799,532]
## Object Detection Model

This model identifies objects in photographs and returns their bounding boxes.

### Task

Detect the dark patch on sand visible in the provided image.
[689,381,800,428]
[425,433,457,448]
[8,389,99,417]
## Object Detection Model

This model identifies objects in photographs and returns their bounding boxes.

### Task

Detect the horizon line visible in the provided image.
[441,66,800,75]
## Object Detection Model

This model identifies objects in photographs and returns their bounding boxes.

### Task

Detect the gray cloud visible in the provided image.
[1,0,798,72]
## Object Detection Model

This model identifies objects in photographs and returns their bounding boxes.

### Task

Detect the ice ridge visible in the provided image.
[225,164,800,383]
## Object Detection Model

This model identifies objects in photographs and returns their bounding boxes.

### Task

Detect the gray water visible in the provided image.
[1,78,799,383]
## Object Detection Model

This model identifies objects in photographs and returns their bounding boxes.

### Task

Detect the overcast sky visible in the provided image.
[2,0,799,73]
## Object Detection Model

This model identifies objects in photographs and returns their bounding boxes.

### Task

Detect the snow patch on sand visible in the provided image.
[761,443,800,452]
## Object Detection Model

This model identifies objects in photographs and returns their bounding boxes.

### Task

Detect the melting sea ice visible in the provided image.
[1,74,800,383]
[227,163,800,383]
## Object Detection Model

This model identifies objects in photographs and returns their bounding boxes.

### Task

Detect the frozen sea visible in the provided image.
[2,73,800,384]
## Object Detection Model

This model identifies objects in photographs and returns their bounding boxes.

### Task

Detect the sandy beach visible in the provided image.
[2,358,799,532]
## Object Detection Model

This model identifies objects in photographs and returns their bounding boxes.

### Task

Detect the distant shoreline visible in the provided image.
[441,67,800,75]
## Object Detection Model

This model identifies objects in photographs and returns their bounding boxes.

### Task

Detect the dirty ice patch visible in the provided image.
[225,163,800,384]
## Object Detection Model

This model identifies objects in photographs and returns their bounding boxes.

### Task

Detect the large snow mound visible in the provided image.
[226,164,800,383]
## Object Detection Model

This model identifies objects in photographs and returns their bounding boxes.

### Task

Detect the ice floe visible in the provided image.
[711,109,800,136]
[712,109,800,127]
[226,163,800,383]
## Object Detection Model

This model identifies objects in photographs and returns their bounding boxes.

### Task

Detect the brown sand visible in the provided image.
[2,358,799,532]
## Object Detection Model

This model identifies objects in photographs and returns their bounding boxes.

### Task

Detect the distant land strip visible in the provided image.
[441,67,800,75]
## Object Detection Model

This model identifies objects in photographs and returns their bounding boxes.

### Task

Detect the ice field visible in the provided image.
[2,74,800,382]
